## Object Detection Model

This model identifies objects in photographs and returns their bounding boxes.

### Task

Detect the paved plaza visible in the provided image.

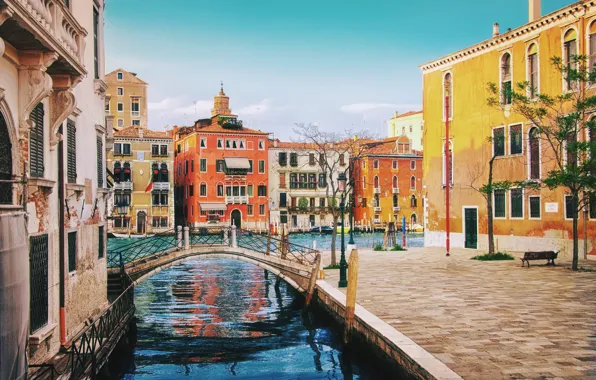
[322,247,596,379]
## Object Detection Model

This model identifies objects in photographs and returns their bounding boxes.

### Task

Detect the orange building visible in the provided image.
[352,136,424,229]
[173,86,270,229]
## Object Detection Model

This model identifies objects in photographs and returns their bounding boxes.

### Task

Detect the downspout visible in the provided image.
[58,125,66,345]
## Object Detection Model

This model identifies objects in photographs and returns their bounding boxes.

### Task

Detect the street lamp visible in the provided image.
[337,172,348,288]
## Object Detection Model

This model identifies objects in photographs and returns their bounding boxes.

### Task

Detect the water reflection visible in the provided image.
[121,258,400,379]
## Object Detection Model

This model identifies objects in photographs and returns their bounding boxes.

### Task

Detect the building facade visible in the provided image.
[420,0,595,255]
[387,111,424,151]
[105,68,148,131]
[107,127,174,234]
[352,136,424,229]
[268,139,347,231]
[0,0,110,365]
[174,87,270,230]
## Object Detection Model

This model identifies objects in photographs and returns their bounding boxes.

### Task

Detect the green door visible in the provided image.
[464,208,477,249]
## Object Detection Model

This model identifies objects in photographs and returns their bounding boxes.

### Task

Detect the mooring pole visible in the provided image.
[344,249,359,345]
[305,253,321,307]
[266,231,271,255]
[177,225,182,250]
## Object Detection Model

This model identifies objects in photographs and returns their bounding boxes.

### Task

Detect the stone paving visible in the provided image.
[321,247,596,380]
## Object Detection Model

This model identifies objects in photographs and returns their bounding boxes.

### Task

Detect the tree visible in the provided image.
[293,123,372,266]
[298,197,309,211]
[488,54,596,269]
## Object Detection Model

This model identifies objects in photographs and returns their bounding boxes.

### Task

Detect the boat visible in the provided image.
[111,233,154,239]
[411,224,424,233]
[309,226,334,234]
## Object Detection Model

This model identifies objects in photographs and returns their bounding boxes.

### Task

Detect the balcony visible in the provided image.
[225,195,248,204]
[374,187,381,194]
[153,182,169,191]
[2,0,87,76]
[393,206,401,212]
[392,188,399,194]
[374,207,381,212]
[113,182,133,191]
[131,111,140,117]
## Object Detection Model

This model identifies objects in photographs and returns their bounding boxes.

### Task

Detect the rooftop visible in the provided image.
[114,126,172,139]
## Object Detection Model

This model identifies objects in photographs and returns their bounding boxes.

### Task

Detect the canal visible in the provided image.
[115,258,406,379]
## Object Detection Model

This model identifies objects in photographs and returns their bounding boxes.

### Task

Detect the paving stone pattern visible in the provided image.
[322,247,596,379]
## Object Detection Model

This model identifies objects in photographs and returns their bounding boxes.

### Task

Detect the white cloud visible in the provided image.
[340,103,421,114]
[148,97,212,118]
[236,99,272,116]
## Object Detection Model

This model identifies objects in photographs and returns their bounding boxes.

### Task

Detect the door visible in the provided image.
[137,211,146,234]
[464,208,478,249]
[231,209,241,228]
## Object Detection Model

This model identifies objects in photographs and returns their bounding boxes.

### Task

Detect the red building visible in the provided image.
[173,86,270,229]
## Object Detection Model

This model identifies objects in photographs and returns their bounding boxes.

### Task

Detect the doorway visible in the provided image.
[463,207,478,249]
[230,209,241,228]
[137,211,147,234]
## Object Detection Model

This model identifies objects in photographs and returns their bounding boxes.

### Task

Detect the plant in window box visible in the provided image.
[298,197,309,211]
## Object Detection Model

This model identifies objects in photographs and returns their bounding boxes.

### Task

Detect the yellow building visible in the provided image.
[107,127,174,234]
[420,0,595,256]
[105,68,148,130]
[387,111,424,151]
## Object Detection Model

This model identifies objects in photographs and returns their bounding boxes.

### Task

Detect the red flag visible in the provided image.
[145,176,153,192]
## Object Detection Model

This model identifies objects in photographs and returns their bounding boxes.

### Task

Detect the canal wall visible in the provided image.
[314,281,461,380]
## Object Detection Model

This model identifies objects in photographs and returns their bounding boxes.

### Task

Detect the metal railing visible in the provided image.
[189,226,228,247]
[107,228,178,267]
[236,228,318,265]
[29,364,57,380]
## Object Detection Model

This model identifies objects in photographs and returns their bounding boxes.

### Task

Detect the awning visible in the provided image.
[199,202,227,211]
[224,157,250,169]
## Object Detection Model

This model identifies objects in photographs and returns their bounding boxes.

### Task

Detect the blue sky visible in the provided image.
[105,0,572,138]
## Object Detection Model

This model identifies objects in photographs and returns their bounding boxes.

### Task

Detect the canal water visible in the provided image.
[117,258,406,379]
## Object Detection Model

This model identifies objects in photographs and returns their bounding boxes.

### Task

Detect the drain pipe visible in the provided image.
[58,127,66,345]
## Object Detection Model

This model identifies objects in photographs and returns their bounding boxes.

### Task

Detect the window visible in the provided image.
[392,176,398,189]
[93,7,99,79]
[131,97,140,116]
[442,140,454,186]
[443,72,453,119]
[151,144,160,156]
[200,158,207,172]
[373,176,379,188]
[200,137,206,148]
[563,29,578,91]
[258,185,267,196]
[105,101,110,115]
[590,194,596,219]
[392,160,397,170]
[280,193,287,207]
[279,152,287,166]
[339,153,345,166]
[185,160,188,174]
[410,176,416,190]
[117,87,123,96]
[319,198,325,208]
[410,195,417,208]
[190,159,194,172]
[67,119,77,184]
[117,119,124,129]
[97,136,103,188]
[309,153,315,166]
[493,190,506,218]
[362,160,366,169]
[68,231,77,272]
[98,226,104,258]
[117,72,123,81]
[319,153,325,166]
[217,139,223,149]
[493,127,505,157]
[361,198,367,207]
[247,184,253,197]
[590,21,596,71]
[528,127,540,179]
[258,160,265,173]
[393,195,398,208]
[310,198,315,208]
[509,124,523,155]
[177,144,181,153]
[527,44,539,99]
[259,204,266,215]
[132,119,140,126]
[278,173,286,189]
[362,175,366,189]
[159,163,168,182]
[258,140,265,150]
[247,204,254,215]
[566,132,577,167]
[529,196,541,219]
[565,195,575,219]
[200,183,207,197]
[117,103,123,112]
[373,160,379,169]
[501,52,512,105]
[30,103,44,178]
[410,160,416,170]
[29,234,49,333]
[216,160,225,172]
[152,191,168,205]
[122,143,131,155]
[290,153,298,167]
[318,173,327,188]
[308,173,316,189]
[510,188,523,218]
[290,173,297,189]
[189,183,194,196]
[217,184,224,197]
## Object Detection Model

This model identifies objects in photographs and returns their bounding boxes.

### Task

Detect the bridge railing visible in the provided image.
[236,228,319,265]
[107,228,178,268]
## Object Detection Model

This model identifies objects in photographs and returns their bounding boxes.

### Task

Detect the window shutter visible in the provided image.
[97,136,103,188]
[67,119,77,183]
[29,103,45,178]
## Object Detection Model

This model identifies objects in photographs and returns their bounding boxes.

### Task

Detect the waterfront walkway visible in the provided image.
[322,247,596,379]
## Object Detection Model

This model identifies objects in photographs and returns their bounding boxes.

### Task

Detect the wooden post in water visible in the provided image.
[281,224,288,260]
[305,254,321,307]
[266,231,271,255]
[344,249,359,345]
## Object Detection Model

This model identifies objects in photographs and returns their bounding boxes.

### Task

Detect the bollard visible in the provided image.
[183,227,189,250]
[313,240,317,250]
[177,226,182,249]
[305,254,321,307]
[231,225,237,248]
[344,249,359,345]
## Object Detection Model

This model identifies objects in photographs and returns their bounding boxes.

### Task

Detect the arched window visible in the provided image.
[443,72,453,120]
[392,175,398,189]
[374,175,379,188]
[442,140,454,186]
[160,163,168,182]
[152,163,159,182]
[411,213,417,225]
[527,43,539,98]
[563,29,578,91]
[501,52,512,105]
[589,21,596,72]
[113,162,122,183]
[590,117,596,176]
[411,195,417,208]
[0,110,12,205]
[529,127,540,180]
[122,162,131,182]
[410,176,416,190]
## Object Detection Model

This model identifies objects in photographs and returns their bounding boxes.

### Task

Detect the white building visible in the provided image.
[387,111,424,151]
[0,0,110,367]
[268,139,347,231]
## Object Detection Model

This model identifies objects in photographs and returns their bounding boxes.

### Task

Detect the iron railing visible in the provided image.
[189,226,228,247]
[236,228,319,265]
[30,234,49,333]
[29,364,57,380]
[107,228,178,267]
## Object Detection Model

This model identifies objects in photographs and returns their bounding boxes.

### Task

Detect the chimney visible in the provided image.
[273,139,278,148]
[529,0,540,22]
[493,23,500,37]
[394,111,399,118]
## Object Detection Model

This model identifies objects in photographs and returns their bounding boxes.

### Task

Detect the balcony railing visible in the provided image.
[374,206,381,212]
[131,111,140,117]
[113,182,133,191]
[392,188,399,194]
[393,206,401,212]
[225,195,248,204]
[153,182,169,191]
[374,187,381,194]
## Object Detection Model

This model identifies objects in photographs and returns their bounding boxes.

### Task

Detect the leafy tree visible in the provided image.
[298,197,309,211]
[488,55,596,270]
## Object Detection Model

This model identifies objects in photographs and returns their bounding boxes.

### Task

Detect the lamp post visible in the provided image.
[338,173,348,288]
[348,166,355,246]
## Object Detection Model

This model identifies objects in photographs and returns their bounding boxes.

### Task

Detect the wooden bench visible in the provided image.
[521,251,558,267]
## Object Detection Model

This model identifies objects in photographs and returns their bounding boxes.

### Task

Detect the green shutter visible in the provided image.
[529,197,540,218]
[67,119,77,183]
[494,190,506,218]
[511,189,523,218]
[29,103,45,178]
[97,136,103,187]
